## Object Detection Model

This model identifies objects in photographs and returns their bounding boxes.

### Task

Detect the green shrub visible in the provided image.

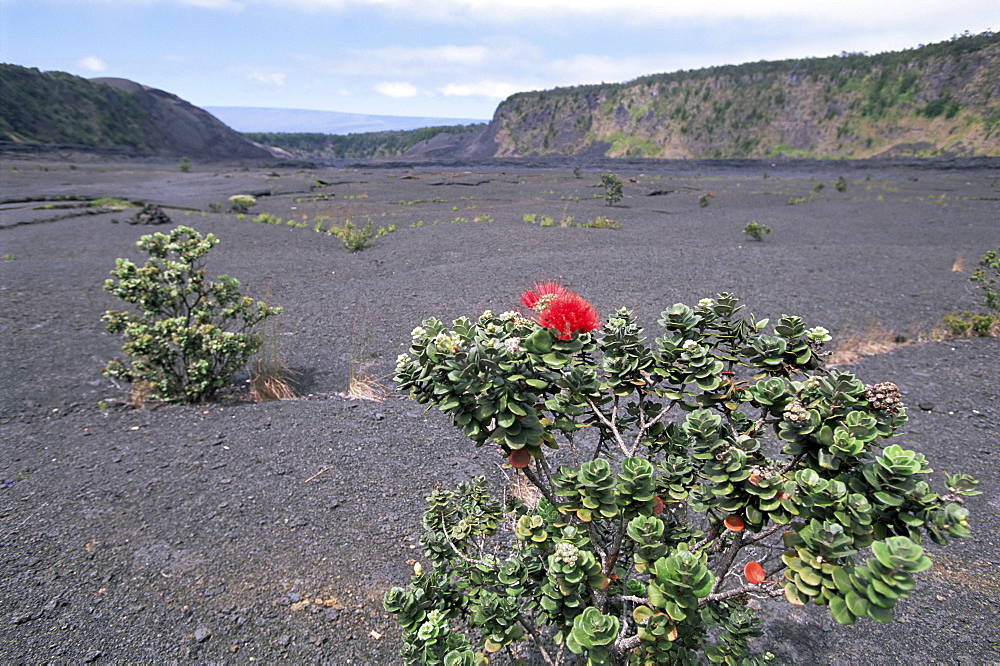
[102,226,281,403]
[179,157,192,173]
[253,213,282,225]
[601,173,624,206]
[329,218,374,252]
[387,287,977,664]
[943,312,997,337]
[699,192,714,207]
[742,221,772,241]
[579,215,621,229]
[970,246,1000,311]
[835,176,848,192]
[90,197,134,211]
[228,194,257,213]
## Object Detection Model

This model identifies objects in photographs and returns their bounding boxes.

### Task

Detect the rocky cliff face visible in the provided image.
[477,33,1000,159]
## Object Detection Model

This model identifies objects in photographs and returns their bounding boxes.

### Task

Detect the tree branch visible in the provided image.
[585,396,629,456]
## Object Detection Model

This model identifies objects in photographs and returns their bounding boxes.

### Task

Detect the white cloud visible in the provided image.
[178,0,244,9]
[239,0,991,26]
[374,81,419,98]
[438,80,524,99]
[362,45,489,66]
[247,70,286,86]
[77,56,108,72]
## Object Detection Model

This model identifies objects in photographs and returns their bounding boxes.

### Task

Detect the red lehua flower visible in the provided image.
[723,515,745,532]
[744,561,766,585]
[520,281,568,311]
[536,292,601,340]
[652,496,665,514]
[509,448,531,469]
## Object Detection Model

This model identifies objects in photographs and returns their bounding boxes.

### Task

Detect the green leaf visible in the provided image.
[867,604,895,623]
[829,596,857,625]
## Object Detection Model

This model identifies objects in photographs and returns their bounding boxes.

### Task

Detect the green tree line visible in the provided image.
[244,124,486,159]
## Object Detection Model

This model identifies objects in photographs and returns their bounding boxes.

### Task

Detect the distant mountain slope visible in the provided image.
[205,106,486,135]
[475,31,1000,159]
[0,65,272,159]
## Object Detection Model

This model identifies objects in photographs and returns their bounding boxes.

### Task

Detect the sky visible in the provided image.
[1,0,996,122]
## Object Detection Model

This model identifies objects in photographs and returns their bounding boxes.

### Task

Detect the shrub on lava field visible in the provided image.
[228,194,257,213]
[742,221,772,241]
[102,226,281,403]
[386,284,978,664]
[943,246,1000,337]
[970,246,1000,313]
[601,173,623,206]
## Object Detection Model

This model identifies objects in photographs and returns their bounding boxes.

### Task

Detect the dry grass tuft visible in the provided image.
[346,307,387,402]
[249,286,297,401]
[827,324,905,366]
[951,254,966,273]
[347,372,387,402]
[251,370,298,401]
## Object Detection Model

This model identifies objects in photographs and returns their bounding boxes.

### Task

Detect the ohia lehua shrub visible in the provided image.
[102,225,280,403]
[386,283,978,665]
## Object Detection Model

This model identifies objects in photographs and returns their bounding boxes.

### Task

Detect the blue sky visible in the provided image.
[1,0,995,121]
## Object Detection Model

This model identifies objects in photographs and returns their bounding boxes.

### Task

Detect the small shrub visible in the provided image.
[253,213,282,225]
[179,157,192,173]
[601,172,623,206]
[102,226,281,403]
[970,246,1000,311]
[228,194,257,213]
[813,182,826,193]
[387,287,978,664]
[742,220,772,241]
[579,215,621,229]
[331,219,374,252]
[943,312,998,337]
[835,176,848,192]
[208,202,222,213]
[940,246,1000,338]
[91,197,134,211]
[698,191,714,207]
